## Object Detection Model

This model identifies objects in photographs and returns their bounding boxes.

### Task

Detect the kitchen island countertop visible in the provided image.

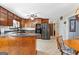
[0,32,40,37]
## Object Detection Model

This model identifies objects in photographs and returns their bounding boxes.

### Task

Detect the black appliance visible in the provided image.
[35,24,41,34]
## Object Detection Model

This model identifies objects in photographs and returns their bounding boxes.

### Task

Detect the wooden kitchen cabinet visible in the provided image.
[0,6,8,26]
[21,20,25,27]
[7,19,13,26]
[17,36,36,55]
[8,36,18,54]
[41,18,49,23]
[0,36,9,53]
[14,15,21,21]
[0,12,7,26]
[0,6,21,26]
[0,11,13,26]
[0,36,36,55]
[7,11,14,26]
[0,6,7,14]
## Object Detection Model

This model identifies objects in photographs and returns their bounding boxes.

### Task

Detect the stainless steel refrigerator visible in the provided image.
[35,23,50,39]
[41,23,50,40]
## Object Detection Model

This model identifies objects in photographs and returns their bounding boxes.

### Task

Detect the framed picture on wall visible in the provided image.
[69,19,76,32]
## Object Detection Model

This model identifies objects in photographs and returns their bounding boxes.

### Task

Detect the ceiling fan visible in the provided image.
[26,12,40,18]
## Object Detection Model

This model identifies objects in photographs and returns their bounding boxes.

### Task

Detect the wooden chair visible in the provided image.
[56,36,78,55]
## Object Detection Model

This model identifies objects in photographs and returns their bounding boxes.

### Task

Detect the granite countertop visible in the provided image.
[0,32,40,37]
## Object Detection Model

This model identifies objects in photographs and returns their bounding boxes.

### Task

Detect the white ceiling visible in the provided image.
[0,3,79,20]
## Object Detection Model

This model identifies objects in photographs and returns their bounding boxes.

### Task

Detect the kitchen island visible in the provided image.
[0,33,37,55]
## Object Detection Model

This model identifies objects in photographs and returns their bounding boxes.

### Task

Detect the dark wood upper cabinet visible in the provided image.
[0,12,7,26]
[8,11,14,18]
[7,11,14,26]
[0,6,22,26]
[21,18,49,28]
[14,15,21,26]
[41,18,49,23]
[14,15,21,21]
[0,6,8,26]
[0,6,7,14]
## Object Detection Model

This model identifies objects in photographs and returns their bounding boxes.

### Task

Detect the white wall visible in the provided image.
[68,16,79,39]
[59,19,68,40]
[59,15,79,40]
[76,20,79,36]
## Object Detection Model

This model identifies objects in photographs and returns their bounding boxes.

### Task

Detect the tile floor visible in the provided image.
[36,37,61,55]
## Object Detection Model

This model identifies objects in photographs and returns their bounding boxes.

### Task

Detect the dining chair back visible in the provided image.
[56,35,77,55]
[56,36,64,53]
